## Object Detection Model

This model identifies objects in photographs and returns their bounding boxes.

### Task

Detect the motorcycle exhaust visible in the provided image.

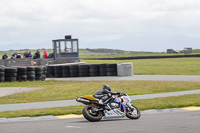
[76,98,90,103]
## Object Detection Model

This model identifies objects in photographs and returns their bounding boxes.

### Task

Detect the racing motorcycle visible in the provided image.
[76,92,141,122]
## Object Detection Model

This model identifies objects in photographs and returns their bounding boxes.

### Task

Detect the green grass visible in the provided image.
[133,94,200,110]
[1,80,200,104]
[82,57,200,75]
[81,53,187,59]
[0,94,200,118]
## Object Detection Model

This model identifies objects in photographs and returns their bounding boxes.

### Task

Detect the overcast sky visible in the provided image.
[0,0,200,52]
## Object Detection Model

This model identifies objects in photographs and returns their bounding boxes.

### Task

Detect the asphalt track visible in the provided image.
[47,75,200,82]
[0,110,200,133]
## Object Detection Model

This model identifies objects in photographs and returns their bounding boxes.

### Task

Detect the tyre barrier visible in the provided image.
[46,66,54,78]
[5,67,17,82]
[27,66,35,81]
[0,66,47,83]
[35,66,46,81]
[46,63,118,78]
[54,66,62,78]
[35,67,43,81]
[106,64,117,76]
[70,65,79,77]
[42,66,47,81]
[0,67,5,82]
[89,64,100,76]
[62,65,70,78]
[79,64,90,77]
[17,67,27,82]
[99,64,107,76]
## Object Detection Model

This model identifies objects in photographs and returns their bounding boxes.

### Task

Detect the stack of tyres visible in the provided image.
[70,65,79,77]
[46,66,54,78]
[99,64,107,76]
[54,66,62,78]
[106,64,117,76]
[62,65,70,77]
[35,67,43,81]
[42,66,47,80]
[5,68,17,82]
[0,67,5,82]
[17,67,27,82]
[89,64,100,77]
[79,65,90,77]
[27,67,35,81]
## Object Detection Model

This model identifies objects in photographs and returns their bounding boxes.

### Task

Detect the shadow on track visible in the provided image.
[71,117,137,123]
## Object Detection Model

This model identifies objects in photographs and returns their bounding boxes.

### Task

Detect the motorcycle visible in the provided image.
[76,92,141,122]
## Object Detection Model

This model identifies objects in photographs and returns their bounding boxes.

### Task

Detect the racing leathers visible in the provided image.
[93,89,121,105]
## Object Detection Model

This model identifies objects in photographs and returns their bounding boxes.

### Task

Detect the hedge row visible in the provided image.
[84,54,200,60]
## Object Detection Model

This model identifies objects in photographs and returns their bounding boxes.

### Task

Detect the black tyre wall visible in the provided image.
[27,67,35,81]
[5,68,17,82]
[62,66,70,77]
[27,71,35,75]
[17,67,27,82]
[0,72,5,77]
[69,65,79,77]
[5,73,17,77]
[54,66,62,78]
[0,77,5,82]
[5,68,17,73]
[17,67,27,72]
[99,64,107,76]
[78,65,90,77]
[107,72,117,76]
[0,68,5,72]
[79,73,89,77]
[62,65,70,73]
[0,70,5,82]
[47,66,54,78]
[106,64,117,76]
[35,67,43,72]
[89,64,100,77]
[5,77,17,82]
[17,75,27,82]
[27,67,35,71]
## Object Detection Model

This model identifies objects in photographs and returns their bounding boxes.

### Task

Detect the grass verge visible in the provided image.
[0,94,200,118]
[82,57,200,75]
[1,80,200,104]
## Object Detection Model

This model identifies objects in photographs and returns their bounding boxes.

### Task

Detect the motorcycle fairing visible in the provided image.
[104,108,126,118]
[78,95,99,101]
[113,98,126,113]
[119,103,126,113]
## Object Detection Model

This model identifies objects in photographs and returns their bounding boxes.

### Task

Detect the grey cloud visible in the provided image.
[0,0,200,51]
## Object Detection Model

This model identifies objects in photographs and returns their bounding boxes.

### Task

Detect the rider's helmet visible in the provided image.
[102,85,111,91]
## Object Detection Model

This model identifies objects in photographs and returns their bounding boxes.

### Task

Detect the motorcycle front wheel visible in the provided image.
[126,105,141,119]
[82,105,103,122]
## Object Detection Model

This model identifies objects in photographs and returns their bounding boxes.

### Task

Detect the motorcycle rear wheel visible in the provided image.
[126,105,141,119]
[82,105,103,122]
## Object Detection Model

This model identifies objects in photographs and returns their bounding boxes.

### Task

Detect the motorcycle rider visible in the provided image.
[93,85,123,105]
